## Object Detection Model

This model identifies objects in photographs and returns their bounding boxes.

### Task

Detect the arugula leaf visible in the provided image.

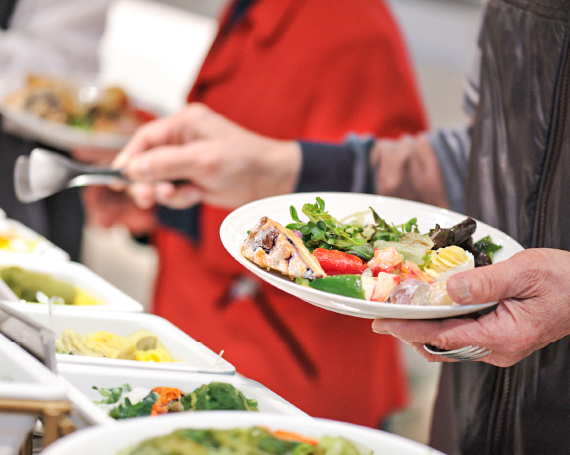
[92,383,132,405]
[370,208,419,243]
[286,198,368,252]
[290,205,301,223]
[108,390,158,420]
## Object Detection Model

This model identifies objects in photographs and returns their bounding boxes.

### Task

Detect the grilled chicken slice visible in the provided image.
[242,216,326,279]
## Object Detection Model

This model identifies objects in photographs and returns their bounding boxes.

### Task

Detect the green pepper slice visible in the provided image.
[308,275,365,300]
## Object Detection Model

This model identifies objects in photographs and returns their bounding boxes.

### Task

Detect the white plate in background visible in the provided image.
[0,75,155,152]
[220,192,524,319]
[58,363,308,426]
[16,306,235,375]
[0,253,143,312]
[41,411,444,455]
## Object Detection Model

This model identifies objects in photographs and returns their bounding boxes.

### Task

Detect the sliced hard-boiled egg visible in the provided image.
[425,246,474,282]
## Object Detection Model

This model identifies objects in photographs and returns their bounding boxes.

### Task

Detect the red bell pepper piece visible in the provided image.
[312,248,368,275]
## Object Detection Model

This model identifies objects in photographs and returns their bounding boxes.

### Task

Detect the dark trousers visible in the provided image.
[0,128,84,261]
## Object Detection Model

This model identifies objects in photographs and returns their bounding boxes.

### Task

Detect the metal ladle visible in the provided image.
[14,148,129,203]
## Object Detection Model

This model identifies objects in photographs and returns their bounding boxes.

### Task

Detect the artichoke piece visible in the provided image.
[124,330,159,351]
[0,266,75,305]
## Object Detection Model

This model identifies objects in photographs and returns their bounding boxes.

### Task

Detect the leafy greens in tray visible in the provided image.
[119,426,373,455]
[94,382,258,420]
[241,197,502,306]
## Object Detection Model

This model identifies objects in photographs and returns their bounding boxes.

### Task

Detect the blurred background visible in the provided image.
[80,0,485,444]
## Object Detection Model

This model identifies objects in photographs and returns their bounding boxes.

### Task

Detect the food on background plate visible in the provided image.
[120,426,371,455]
[0,266,100,306]
[55,329,174,362]
[3,74,156,135]
[241,198,501,306]
[94,382,258,419]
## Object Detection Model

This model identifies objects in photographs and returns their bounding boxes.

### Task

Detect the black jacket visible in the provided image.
[432,1,570,453]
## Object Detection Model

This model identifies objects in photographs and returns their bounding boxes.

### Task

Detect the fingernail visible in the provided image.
[112,155,126,169]
[450,277,471,302]
[371,320,390,335]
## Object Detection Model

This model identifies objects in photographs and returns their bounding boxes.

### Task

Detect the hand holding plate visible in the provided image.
[372,248,570,366]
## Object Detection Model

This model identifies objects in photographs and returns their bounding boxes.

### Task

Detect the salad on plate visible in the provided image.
[242,198,501,307]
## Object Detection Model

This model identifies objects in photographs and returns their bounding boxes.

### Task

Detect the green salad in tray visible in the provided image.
[241,197,501,306]
[94,382,258,420]
[120,426,372,455]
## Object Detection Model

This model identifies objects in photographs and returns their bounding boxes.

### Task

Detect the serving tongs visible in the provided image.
[14,148,129,203]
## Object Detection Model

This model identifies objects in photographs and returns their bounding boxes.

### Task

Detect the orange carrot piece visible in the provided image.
[272,430,319,445]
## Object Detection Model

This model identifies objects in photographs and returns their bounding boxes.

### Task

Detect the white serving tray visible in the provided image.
[0,214,69,260]
[0,333,67,455]
[16,306,235,375]
[57,363,308,426]
[41,411,445,455]
[0,253,143,312]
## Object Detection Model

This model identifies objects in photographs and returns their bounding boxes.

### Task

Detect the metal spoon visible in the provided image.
[14,148,129,203]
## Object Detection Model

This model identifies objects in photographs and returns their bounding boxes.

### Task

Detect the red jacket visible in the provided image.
[153,0,426,427]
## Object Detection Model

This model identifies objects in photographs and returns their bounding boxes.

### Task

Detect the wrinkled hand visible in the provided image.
[372,248,570,367]
[370,134,449,209]
[112,103,302,210]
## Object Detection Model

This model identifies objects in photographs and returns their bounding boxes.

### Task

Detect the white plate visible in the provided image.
[58,363,308,425]
[220,192,524,320]
[0,253,143,312]
[0,75,154,152]
[16,306,236,375]
[41,411,443,455]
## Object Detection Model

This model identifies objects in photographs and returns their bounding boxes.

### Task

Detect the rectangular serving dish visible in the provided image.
[0,253,143,312]
[15,306,235,375]
[0,333,67,455]
[58,363,309,426]
[0,211,69,260]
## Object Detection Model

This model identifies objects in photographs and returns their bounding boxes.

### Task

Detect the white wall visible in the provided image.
[98,0,217,115]
[387,0,484,128]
